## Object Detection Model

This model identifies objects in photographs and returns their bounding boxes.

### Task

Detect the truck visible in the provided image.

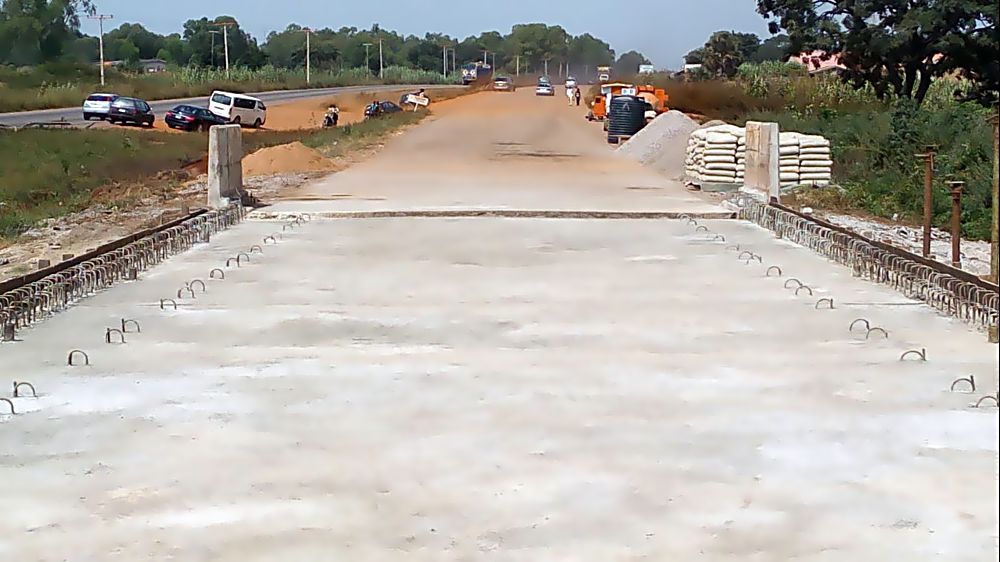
[461,62,494,85]
[597,66,611,82]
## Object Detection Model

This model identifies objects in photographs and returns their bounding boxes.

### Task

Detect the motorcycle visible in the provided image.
[322,107,339,128]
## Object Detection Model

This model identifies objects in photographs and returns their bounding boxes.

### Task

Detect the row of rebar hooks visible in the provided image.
[1,204,244,339]
[734,196,999,332]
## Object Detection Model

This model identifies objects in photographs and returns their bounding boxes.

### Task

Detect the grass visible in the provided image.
[0,63,459,113]
[649,65,995,240]
[0,110,429,241]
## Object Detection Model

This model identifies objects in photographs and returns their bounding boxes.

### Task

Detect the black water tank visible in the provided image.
[607,95,645,143]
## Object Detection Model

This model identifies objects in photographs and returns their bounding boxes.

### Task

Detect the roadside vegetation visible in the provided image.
[0,63,454,113]
[0,110,426,240]
[640,0,997,241]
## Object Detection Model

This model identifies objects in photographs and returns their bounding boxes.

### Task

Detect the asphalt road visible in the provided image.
[0,84,459,128]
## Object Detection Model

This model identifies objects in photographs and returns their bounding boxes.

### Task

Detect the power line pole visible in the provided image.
[989,111,999,343]
[362,43,372,74]
[88,13,114,87]
[209,30,221,67]
[302,27,312,84]
[516,54,520,77]
[442,45,448,77]
[378,38,384,79]
[211,21,235,78]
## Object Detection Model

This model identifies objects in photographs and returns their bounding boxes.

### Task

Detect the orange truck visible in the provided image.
[588,83,669,123]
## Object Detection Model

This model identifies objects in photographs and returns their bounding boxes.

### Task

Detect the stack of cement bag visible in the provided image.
[779,132,801,187]
[797,135,832,186]
[685,124,744,185]
[736,135,746,184]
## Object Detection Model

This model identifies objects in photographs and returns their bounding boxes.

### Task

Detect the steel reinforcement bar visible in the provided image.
[1,204,244,339]
[735,195,999,332]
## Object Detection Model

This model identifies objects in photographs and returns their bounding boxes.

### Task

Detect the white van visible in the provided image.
[208,91,267,128]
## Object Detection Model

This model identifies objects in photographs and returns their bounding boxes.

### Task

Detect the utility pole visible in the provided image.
[302,27,312,84]
[451,48,456,75]
[378,38,384,79]
[362,43,372,74]
[209,30,221,68]
[211,21,236,78]
[482,50,488,66]
[88,13,114,87]
[442,45,448,77]
[543,58,549,76]
[515,54,520,77]
[947,181,965,269]
[989,111,998,343]
[916,148,936,257]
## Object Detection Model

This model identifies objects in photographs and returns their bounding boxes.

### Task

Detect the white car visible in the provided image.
[208,90,267,128]
[535,83,555,96]
[82,93,117,121]
[565,76,577,89]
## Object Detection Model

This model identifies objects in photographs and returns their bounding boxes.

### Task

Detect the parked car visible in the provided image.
[364,101,403,119]
[493,76,515,92]
[108,97,154,127]
[165,105,227,131]
[82,93,117,121]
[535,83,555,96]
[208,90,267,127]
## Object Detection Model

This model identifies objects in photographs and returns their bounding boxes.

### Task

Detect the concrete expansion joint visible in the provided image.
[248,210,740,221]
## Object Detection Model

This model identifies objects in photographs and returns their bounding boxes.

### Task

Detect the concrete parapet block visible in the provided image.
[208,125,245,209]
[743,121,780,202]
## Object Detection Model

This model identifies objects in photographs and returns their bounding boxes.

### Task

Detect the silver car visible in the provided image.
[535,83,554,96]
[82,93,117,121]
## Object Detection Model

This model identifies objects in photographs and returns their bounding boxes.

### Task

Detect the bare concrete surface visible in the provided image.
[2,89,998,561]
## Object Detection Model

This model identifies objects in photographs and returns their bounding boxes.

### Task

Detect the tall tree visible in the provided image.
[183,16,264,68]
[757,0,999,105]
[701,31,751,78]
[614,50,650,75]
[0,0,94,64]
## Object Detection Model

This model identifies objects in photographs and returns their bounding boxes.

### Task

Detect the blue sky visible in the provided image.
[79,0,774,68]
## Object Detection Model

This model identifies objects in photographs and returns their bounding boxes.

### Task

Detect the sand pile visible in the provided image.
[242,142,341,177]
[616,110,699,179]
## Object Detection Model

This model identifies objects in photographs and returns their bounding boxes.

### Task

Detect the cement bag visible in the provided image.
[799,136,830,148]
[779,156,799,165]
[779,172,799,181]
[799,154,832,163]
[800,147,831,156]
[800,173,832,180]
[706,132,739,144]
[705,142,736,152]
[735,164,746,172]
[779,133,801,146]
[800,162,833,169]
[702,174,738,183]
[704,155,736,163]
[704,162,738,171]
[779,145,800,156]
[704,147,737,156]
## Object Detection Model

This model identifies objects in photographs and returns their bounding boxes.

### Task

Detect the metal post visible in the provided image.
[303,28,312,84]
[88,14,114,87]
[947,181,965,269]
[989,112,998,343]
[916,149,935,257]
[991,112,999,284]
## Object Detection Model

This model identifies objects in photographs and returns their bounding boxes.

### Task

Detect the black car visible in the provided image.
[165,105,227,131]
[108,97,154,127]
[364,101,403,119]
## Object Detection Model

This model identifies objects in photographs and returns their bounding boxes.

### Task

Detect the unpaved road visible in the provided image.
[2,89,997,561]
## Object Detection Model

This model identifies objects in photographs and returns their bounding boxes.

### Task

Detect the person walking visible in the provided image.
[566,84,575,106]
[574,87,582,106]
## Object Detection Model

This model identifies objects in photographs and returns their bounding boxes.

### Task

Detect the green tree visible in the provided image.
[698,31,760,78]
[0,0,95,64]
[183,16,264,68]
[614,50,650,75]
[750,34,789,63]
[105,22,164,60]
[757,0,999,105]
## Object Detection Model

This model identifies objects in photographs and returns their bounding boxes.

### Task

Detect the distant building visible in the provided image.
[101,58,168,73]
[789,51,845,74]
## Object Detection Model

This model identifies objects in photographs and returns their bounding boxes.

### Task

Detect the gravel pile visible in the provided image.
[616,110,699,179]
